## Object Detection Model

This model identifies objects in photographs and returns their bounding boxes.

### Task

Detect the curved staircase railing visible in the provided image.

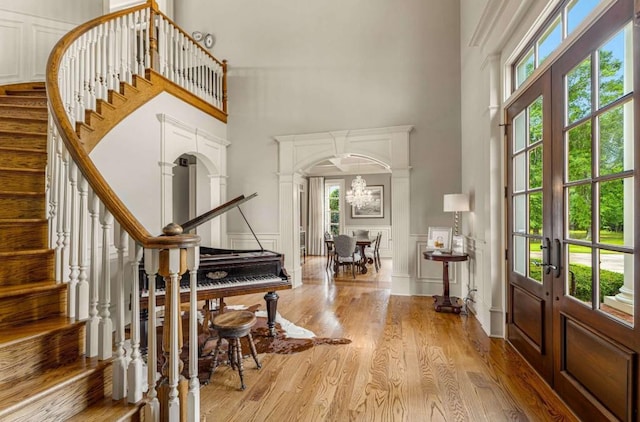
[46,0,224,419]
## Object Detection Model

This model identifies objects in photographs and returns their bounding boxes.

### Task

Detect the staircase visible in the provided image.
[0,83,137,421]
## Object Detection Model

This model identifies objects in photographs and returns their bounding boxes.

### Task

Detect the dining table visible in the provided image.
[326,236,372,274]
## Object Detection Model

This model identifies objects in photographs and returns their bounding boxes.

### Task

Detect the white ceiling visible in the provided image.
[304,155,390,177]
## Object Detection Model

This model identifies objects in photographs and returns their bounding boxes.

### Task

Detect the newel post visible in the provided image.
[157,223,189,422]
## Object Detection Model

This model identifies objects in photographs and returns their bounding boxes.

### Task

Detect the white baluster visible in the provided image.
[159,15,167,76]
[87,28,96,110]
[126,13,134,82]
[144,248,160,421]
[107,20,116,92]
[67,161,79,319]
[144,9,151,71]
[137,10,144,75]
[128,241,144,404]
[48,126,59,248]
[166,248,181,420]
[61,150,71,287]
[97,24,106,101]
[115,16,123,85]
[112,221,129,400]
[77,35,86,123]
[98,206,113,360]
[179,31,185,87]
[75,172,89,320]
[86,189,101,357]
[187,246,200,422]
[55,138,66,282]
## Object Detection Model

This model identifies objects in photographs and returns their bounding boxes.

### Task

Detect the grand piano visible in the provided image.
[139,193,291,336]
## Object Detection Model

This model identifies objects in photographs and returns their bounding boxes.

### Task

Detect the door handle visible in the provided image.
[538,237,557,274]
[554,238,561,278]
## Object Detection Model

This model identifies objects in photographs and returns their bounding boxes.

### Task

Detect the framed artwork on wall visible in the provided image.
[351,185,384,218]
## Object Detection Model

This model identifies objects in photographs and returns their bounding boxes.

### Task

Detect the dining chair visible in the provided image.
[333,234,361,278]
[364,232,382,272]
[324,232,334,270]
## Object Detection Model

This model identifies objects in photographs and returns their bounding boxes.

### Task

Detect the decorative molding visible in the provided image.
[156,113,230,147]
[468,0,506,47]
[276,125,413,290]
[228,234,278,252]
[0,18,22,81]
[0,9,77,84]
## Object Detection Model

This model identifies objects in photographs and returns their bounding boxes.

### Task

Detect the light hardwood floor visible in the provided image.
[200,256,578,422]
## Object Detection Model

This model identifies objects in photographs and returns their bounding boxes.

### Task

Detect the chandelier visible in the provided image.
[345,175,372,209]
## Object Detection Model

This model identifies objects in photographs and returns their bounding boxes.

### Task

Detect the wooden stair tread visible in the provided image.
[0,130,46,137]
[0,314,77,346]
[65,397,144,422]
[0,104,47,111]
[4,90,47,97]
[0,166,45,173]
[0,248,52,257]
[0,190,45,197]
[0,145,47,154]
[0,115,47,122]
[0,218,47,224]
[0,280,64,301]
[0,357,108,416]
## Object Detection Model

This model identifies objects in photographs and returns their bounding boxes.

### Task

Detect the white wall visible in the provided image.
[0,1,102,84]
[91,92,228,235]
[459,0,558,337]
[174,0,462,240]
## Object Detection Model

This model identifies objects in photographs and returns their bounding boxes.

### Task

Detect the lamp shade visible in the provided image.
[443,193,469,212]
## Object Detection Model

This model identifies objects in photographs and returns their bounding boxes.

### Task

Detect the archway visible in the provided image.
[275,125,413,292]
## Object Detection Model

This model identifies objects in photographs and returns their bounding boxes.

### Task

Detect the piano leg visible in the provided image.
[264,291,279,337]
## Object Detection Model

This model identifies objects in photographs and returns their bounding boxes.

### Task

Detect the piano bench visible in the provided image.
[209,310,261,390]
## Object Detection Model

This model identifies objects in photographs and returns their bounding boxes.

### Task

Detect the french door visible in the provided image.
[507,1,639,420]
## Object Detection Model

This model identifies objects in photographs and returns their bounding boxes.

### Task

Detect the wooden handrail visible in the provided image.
[46,0,221,249]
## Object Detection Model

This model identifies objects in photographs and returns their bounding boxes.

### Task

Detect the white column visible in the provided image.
[390,168,411,294]
[278,173,302,288]
[159,161,176,227]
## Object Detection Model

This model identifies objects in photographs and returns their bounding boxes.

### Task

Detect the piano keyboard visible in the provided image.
[140,274,284,298]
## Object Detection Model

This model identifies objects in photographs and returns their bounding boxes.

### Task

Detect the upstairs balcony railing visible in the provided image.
[46,0,226,420]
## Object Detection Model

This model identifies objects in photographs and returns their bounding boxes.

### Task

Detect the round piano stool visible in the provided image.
[209,310,261,390]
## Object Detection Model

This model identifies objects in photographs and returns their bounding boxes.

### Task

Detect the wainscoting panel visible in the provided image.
[0,18,21,81]
[30,24,69,80]
[0,10,76,84]
[228,233,279,252]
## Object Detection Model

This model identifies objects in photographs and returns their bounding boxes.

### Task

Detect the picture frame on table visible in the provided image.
[351,185,384,218]
[426,226,452,253]
[451,234,465,254]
